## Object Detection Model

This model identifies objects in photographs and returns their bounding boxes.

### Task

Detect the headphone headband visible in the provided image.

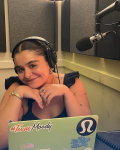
[12,36,50,58]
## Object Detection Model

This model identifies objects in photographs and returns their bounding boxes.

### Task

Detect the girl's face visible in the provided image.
[14,50,51,89]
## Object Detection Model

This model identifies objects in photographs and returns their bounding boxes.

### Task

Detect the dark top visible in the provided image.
[4,71,79,150]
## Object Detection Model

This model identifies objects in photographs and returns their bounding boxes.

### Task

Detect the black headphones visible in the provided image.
[12,36,57,74]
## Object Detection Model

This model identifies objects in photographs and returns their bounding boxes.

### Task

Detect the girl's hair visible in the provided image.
[12,40,47,61]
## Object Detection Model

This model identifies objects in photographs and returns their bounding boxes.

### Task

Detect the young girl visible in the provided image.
[0,36,92,150]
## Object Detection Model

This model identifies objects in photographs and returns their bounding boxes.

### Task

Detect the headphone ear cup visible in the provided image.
[46,47,57,68]
[52,50,57,64]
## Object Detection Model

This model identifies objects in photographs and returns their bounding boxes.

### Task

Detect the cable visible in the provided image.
[55,64,60,84]
[95,16,120,27]
[100,19,120,26]
[105,30,116,35]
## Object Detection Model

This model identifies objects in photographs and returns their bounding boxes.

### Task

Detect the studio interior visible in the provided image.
[0,0,120,150]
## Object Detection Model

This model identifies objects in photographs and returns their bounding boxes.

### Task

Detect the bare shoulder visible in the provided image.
[69,77,90,106]
[0,82,20,110]
[70,77,87,94]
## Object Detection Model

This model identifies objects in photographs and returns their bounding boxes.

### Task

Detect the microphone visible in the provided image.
[95,0,120,19]
[76,31,112,51]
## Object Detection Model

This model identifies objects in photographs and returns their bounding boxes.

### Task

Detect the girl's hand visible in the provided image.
[39,84,68,106]
[14,85,44,109]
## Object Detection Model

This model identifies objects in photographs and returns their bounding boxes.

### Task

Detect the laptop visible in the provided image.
[8,115,98,150]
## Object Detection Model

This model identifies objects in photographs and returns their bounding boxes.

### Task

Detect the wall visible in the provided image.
[1,0,120,131]
[63,52,120,131]
[0,0,64,103]
[61,1,120,131]
[0,0,15,102]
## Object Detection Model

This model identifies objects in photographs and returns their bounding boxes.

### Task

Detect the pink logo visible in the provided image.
[10,124,32,133]
[20,143,34,150]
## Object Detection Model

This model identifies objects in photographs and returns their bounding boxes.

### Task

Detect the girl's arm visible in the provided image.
[0,82,23,149]
[64,77,92,117]
[39,77,92,117]
[0,83,43,149]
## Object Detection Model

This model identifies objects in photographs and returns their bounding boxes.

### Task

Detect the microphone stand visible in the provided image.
[95,0,120,32]
[94,0,120,56]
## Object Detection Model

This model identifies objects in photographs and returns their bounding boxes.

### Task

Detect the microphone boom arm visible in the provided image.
[95,0,120,19]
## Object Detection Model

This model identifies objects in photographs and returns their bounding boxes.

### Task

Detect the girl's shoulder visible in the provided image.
[53,71,80,87]
[5,76,24,90]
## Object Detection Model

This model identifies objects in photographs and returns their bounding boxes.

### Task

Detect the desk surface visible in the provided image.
[94,131,120,150]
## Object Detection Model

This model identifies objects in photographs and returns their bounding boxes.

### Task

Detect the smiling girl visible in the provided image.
[0,36,92,150]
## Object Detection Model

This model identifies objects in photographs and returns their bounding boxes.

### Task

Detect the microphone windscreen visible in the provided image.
[76,37,93,51]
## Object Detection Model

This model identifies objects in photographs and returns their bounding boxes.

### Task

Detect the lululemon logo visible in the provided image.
[76,117,97,136]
